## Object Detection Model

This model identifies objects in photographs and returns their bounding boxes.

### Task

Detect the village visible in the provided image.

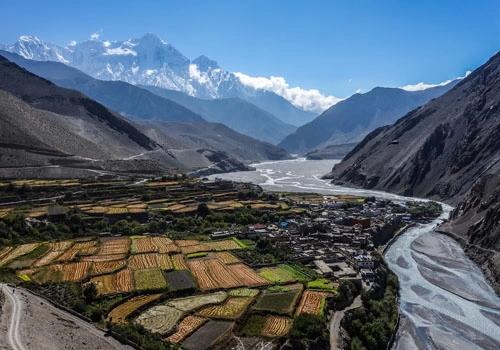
[210,191,440,289]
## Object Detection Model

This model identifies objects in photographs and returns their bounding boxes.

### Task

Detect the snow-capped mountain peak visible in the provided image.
[193,55,220,71]
[2,33,319,123]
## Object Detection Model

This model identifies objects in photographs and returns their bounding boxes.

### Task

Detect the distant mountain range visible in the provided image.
[327,50,500,292]
[1,34,317,128]
[0,55,290,177]
[279,83,457,154]
[0,50,296,145]
[140,85,296,144]
[138,121,291,164]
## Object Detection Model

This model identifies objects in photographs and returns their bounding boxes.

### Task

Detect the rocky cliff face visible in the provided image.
[440,164,500,293]
[327,51,500,293]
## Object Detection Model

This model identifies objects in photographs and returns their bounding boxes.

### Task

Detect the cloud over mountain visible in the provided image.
[400,71,471,91]
[234,72,342,113]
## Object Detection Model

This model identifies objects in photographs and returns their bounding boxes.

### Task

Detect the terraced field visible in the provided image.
[189,259,267,291]
[166,315,208,344]
[92,260,126,275]
[167,292,227,312]
[133,268,168,291]
[258,266,297,284]
[197,297,253,319]
[108,294,162,324]
[253,283,304,315]
[261,316,292,337]
[98,238,130,255]
[135,305,183,335]
[0,243,40,267]
[295,290,330,316]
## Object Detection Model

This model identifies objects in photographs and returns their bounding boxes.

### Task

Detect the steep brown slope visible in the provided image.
[327,51,500,293]
[0,55,156,153]
[327,51,500,203]
[440,162,500,293]
[0,55,254,177]
[139,121,291,163]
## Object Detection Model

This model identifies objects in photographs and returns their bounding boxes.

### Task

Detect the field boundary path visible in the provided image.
[329,295,362,350]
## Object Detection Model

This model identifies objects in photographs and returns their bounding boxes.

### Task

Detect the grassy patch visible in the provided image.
[319,296,327,317]
[253,284,303,315]
[259,266,296,284]
[266,285,290,293]
[229,288,259,297]
[231,237,248,249]
[279,264,311,282]
[186,252,208,259]
[19,243,49,260]
[240,239,256,249]
[133,268,167,291]
[307,278,337,292]
[241,314,266,336]
[17,274,31,281]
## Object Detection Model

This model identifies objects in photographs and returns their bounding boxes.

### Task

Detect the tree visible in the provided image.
[197,203,210,218]
[83,282,98,303]
[289,313,325,340]
[90,307,103,322]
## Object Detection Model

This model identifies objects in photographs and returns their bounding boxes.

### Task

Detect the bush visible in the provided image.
[90,307,103,322]
[290,313,325,340]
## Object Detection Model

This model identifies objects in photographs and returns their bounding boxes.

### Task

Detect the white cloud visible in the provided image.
[90,33,100,40]
[400,71,471,92]
[234,72,342,113]
[102,40,111,47]
[69,40,77,46]
[103,47,137,56]
[189,63,210,85]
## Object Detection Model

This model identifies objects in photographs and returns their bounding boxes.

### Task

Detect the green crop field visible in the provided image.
[133,268,167,291]
[278,264,311,282]
[253,283,303,315]
[258,266,296,284]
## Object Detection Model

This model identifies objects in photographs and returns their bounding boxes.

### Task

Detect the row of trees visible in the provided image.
[348,253,399,350]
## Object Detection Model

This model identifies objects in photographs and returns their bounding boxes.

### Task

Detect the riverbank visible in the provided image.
[381,223,416,255]
[435,228,500,296]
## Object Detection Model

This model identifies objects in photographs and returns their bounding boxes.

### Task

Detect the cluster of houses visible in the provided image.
[213,196,421,286]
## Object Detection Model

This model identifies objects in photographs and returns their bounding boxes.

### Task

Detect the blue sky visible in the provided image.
[2,0,500,99]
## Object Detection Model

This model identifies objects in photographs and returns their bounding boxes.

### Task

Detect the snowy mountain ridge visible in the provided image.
[1,33,318,124]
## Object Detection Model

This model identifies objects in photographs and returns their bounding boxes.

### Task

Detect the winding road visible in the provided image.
[329,295,362,350]
[0,284,133,350]
[2,284,26,350]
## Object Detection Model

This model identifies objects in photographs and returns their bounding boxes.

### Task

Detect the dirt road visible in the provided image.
[329,295,362,350]
[0,284,133,350]
[3,286,26,350]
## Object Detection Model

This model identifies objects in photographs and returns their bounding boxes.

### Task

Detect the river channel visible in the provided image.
[209,158,500,349]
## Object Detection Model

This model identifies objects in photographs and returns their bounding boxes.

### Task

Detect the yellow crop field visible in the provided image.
[133,237,157,253]
[175,240,200,247]
[81,253,127,262]
[197,296,253,319]
[108,294,162,324]
[172,254,188,270]
[295,290,330,316]
[0,243,39,267]
[213,252,239,264]
[62,261,91,282]
[152,237,179,253]
[98,238,130,255]
[92,260,126,275]
[261,316,292,337]
[166,316,207,344]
